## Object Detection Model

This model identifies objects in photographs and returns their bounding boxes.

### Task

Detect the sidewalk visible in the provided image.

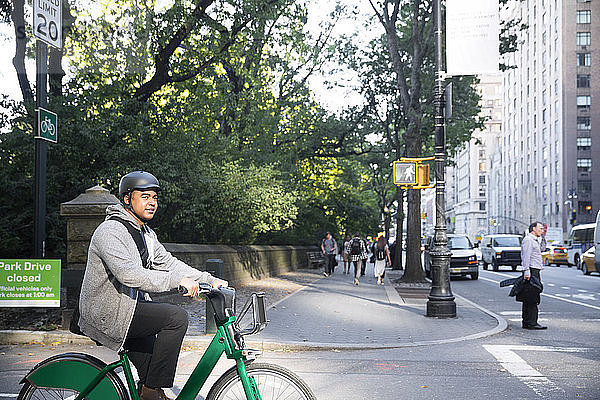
[0,262,507,350]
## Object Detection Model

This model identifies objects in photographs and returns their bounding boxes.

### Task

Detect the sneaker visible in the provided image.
[354,278,359,285]
[323,272,329,277]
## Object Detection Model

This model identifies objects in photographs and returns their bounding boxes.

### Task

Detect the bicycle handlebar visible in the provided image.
[178,282,215,295]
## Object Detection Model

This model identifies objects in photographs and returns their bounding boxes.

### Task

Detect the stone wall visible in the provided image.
[164,244,313,285]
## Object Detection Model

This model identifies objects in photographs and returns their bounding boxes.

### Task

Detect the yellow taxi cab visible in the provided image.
[541,243,568,266]
[581,246,597,275]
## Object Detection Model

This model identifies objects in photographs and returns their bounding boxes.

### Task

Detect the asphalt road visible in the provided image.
[1,265,598,399]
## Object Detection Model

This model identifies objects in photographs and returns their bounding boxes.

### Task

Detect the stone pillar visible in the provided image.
[60,186,119,311]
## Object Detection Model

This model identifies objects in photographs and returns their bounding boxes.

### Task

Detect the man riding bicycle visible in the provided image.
[77,171,227,400]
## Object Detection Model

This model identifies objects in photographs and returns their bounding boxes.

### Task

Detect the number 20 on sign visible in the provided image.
[33,0,62,49]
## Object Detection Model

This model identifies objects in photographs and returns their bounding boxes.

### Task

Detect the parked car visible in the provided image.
[566,223,596,269]
[423,234,479,280]
[481,234,522,271]
[541,243,568,266]
[581,246,597,275]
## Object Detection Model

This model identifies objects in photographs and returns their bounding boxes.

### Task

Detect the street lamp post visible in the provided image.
[427,0,456,318]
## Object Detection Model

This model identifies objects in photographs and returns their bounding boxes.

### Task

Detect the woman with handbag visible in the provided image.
[373,236,391,285]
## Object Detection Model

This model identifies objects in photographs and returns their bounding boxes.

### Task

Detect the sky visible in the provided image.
[0,0,380,112]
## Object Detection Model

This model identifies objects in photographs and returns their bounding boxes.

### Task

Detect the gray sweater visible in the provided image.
[78,204,215,351]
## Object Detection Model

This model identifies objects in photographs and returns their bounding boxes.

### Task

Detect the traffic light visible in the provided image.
[570,209,577,225]
[421,212,427,220]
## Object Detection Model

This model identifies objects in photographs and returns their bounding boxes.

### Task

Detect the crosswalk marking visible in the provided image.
[483,345,589,398]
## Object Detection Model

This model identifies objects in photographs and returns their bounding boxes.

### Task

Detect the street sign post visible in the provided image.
[33,0,62,49]
[37,107,58,143]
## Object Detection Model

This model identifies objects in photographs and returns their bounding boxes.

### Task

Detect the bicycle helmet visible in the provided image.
[119,171,161,200]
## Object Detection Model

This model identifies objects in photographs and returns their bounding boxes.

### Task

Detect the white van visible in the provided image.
[566,223,596,269]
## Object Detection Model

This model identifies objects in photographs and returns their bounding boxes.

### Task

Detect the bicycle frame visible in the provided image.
[26,315,262,400]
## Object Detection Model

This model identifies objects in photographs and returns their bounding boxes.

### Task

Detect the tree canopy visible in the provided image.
[0,0,488,262]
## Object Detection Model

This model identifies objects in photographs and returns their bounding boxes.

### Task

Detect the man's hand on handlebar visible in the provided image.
[180,277,200,297]
[179,277,229,297]
[212,278,228,288]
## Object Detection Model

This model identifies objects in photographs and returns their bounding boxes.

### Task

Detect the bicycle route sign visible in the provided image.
[0,259,61,307]
[33,0,62,49]
[37,107,58,143]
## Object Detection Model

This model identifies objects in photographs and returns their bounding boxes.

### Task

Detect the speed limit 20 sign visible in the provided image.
[33,0,62,49]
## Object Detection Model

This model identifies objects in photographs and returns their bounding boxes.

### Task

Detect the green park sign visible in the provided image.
[37,107,58,143]
[0,259,61,307]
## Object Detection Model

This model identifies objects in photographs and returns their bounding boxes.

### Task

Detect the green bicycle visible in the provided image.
[17,284,316,400]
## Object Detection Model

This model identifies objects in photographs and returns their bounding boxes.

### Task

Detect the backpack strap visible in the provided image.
[109,216,149,268]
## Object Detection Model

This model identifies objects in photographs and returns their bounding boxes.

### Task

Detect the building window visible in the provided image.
[578,180,592,194]
[577,32,591,46]
[577,53,591,66]
[478,218,487,227]
[577,10,591,24]
[577,74,591,88]
[479,175,486,184]
[543,204,549,215]
[577,95,591,110]
[577,116,591,130]
[479,202,486,211]
[577,137,592,150]
[577,158,592,172]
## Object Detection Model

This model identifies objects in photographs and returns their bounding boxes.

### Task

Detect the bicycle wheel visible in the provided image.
[207,362,315,400]
[17,353,128,400]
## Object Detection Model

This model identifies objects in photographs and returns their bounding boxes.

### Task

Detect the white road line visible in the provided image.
[561,286,570,290]
[481,276,600,311]
[577,289,588,293]
[0,395,18,398]
[483,345,589,398]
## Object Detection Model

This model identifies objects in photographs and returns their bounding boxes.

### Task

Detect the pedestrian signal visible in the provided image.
[417,164,430,186]
[393,162,418,185]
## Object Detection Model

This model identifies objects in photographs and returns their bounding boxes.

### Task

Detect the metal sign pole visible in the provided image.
[34,40,48,258]
[426,0,456,318]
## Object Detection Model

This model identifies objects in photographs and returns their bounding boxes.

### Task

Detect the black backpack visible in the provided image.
[376,245,386,261]
[350,238,362,255]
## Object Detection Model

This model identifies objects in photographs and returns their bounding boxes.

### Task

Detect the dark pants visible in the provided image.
[326,254,336,274]
[361,259,367,276]
[522,268,541,327]
[353,259,362,279]
[124,301,188,388]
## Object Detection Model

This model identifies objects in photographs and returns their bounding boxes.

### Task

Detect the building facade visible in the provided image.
[489,0,599,239]
[446,75,503,242]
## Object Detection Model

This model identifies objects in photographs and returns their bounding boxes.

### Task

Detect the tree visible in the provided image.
[361,1,487,282]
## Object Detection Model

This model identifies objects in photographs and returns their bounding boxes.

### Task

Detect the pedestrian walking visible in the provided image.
[360,236,370,276]
[349,232,368,285]
[373,236,391,285]
[520,221,547,330]
[321,232,338,277]
[342,234,352,274]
